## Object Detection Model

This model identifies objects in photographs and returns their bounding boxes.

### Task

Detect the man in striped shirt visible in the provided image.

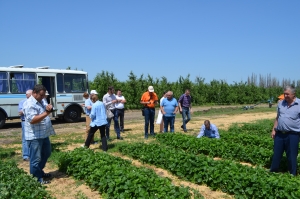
[23,84,56,184]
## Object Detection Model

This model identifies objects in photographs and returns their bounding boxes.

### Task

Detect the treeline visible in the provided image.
[89,71,300,109]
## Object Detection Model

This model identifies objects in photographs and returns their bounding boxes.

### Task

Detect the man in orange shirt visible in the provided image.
[140,86,158,139]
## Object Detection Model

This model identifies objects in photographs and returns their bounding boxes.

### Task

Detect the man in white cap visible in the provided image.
[140,86,158,139]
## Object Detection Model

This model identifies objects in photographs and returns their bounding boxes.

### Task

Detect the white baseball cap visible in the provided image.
[90,90,98,94]
[148,86,154,92]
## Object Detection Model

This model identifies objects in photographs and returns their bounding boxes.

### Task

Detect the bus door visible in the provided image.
[36,73,57,117]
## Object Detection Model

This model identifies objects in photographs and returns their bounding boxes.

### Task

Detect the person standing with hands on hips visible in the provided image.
[270,85,300,176]
[178,89,192,132]
[140,86,158,139]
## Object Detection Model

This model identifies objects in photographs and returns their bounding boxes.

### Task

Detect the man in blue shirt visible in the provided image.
[178,89,192,132]
[197,120,220,138]
[18,89,32,161]
[160,91,178,133]
[84,94,108,151]
[270,85,300,176]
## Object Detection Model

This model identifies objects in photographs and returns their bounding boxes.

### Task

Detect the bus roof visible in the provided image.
[0,67,88,75]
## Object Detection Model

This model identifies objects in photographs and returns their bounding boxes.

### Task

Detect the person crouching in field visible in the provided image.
[196,120,220,139]
[84,94,108,151]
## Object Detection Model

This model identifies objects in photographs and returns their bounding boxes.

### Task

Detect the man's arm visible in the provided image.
[30,104,53,124]
[178,95,183,113]
[196,125,205,138]
[271,116,279,139]
[214,125,220,139]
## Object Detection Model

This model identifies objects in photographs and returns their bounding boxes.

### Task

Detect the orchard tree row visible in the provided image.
[89,71,300,109]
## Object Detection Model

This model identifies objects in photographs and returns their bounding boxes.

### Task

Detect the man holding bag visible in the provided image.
[103,86,123,140]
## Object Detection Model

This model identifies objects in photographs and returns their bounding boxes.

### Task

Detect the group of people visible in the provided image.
[140,86,219,139]
[82,86,126,151]
[18,83,300,186]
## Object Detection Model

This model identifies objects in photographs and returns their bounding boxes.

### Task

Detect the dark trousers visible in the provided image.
[144,108,155,138]
[270,132,300,175]
[106,109,120,139]
[116,109,125,131]
[85,125,107,151]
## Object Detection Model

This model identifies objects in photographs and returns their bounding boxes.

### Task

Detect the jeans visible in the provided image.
[116,109,125,131]
[106,109,120,139]
[270,132,300,175]
[144,108,155,138]
[21,121,30,159]
[181,107,191,130]
[85,125,107,151]
[85,116,94,143]
[163,116,175,133]
[27,137,51,182]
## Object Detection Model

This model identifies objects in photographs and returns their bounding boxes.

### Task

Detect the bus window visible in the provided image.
[57,73,64,93]
[10,73,36,93]
[0,72,8,93]
[64,74,87,93]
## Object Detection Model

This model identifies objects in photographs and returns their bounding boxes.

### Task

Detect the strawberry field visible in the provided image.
[1,107,294,199]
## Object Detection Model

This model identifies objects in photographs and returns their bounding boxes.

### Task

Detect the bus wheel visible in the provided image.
[0,112,5,128]
[64,107,81,123]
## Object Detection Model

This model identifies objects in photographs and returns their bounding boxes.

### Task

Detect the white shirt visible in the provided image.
[115,95,125,109]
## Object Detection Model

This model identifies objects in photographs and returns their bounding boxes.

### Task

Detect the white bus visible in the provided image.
[0,65,89,128]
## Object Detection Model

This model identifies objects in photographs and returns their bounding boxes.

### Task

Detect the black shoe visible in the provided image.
[181,125,183,129]
[117,136,123,140]
[184,130,187,133]
[23,158,29,161]
[42,173,52,178]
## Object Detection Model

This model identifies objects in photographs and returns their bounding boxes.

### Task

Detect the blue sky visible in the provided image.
[1,1,299,84]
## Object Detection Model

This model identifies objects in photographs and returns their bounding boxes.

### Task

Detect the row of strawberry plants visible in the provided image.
[218,130,274,149]
[227,119,274,136]
[157,133,300,172]
[118,142,300,199]
[157,133,273,167]
[56,148,194,199]
[0,160,52,199]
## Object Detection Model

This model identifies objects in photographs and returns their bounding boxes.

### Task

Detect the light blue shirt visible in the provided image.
[18,98,26,120]
[23,96,56,140]
[161,97,178,117]
[90,100,108,127]
[276,98,300,132]
[85,98,93,115]
[197,123,220,138]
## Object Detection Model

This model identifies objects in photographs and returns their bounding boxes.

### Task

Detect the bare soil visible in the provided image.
[1,106,276,199]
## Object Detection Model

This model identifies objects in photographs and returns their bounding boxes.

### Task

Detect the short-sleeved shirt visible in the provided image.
[178,94,192,108]
[161,97,178,117]
[115,95,125,109]
[140,91,158,108]
[23,96,55,140]
[276,98,300,132]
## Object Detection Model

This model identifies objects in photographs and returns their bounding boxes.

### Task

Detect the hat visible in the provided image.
[148,86,154,92]
[90,90,98,95]
[45,90,49,95]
